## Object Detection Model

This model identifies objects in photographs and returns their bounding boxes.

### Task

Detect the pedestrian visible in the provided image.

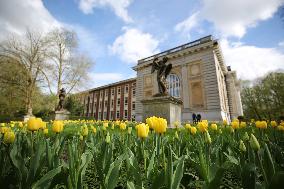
[192,113,196,124]
[197,114,201,122]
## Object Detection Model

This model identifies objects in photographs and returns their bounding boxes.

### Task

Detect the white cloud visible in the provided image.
[175,0,284,38]
[109,27,160,63]
[78,0,133,23]
[174,12,199,38]
[221,39,284,80]
[0,0,60,39]
[279,41,284,47]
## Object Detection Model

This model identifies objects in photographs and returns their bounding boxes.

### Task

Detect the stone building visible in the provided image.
[80,35,243,122]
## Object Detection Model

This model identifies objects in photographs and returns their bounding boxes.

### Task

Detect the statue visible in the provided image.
[56,88,66,111]
[151,56,172,96]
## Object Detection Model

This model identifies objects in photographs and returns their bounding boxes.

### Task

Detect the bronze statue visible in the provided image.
[56,88,66,111]
[151,56,172,95]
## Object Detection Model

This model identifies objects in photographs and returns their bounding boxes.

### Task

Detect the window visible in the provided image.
[117,98,120,106]
[99,101,102,109]
[104,100,108,107]
[116,111,120,119]
[100,91,103,98]
[117,87,121,95]
[98,112,101,120]
[125,85,129,93]
[124,97,128,106]
[132,88,136,96]
[124,110,128,119]
[103,112,107,120]
[94,102,97,109]
[105,90,108,97]
[111,99,114,108]
[111,88,114,95]
[167,74,181,98]
[132,101,135,110]
[110,111,114,120]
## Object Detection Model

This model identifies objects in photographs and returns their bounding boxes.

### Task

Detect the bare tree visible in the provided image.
[0,31,49,116]
[44,28,92,97]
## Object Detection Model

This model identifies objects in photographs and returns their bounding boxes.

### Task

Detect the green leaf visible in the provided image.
[105,155,124,189]
[171,156,185,189]
[151,170,165,189]
[147,148,155,179]
[223,152,239,165]
[127,181,136,189]
[31,166,62,189]
[263,143,275,183]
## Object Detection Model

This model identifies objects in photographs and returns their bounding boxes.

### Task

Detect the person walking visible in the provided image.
[196,114,201,122]
[192,113,196,124]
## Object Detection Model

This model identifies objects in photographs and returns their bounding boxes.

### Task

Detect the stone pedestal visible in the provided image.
[23,115,34,122]
[141,96,182,128]
[55,110,70,120]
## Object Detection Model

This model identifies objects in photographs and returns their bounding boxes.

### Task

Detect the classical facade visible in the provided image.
[80,35,243,122]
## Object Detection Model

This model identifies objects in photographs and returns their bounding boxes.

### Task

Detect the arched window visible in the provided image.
[167,74,181,98]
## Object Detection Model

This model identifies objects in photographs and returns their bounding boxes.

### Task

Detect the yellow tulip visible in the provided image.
[103,122,109,128]
[240,122,246,128]
[136,123,149,138]
[43,128,48,135]
[197,121,208,133]
[81,125,88,136]
[185,124,191,130]
[146,116,156,130]
[277,125,284,131]
[18,122,23,128]
[120,122,127,130]
[231,121,239,129]
[3,131,15,144]
[153,117,167,134]
[210,123,218,131]
[0,126,9,134]
[223,120,228,126]
[27,117,40,131]
[190,127,197,135]
[93,127,97,134]
[271,121,277,128]
[173,121,180,128]
[52,120,64,133]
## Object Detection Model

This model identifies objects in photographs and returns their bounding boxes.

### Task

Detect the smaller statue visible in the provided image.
[56,88,66,111]
[151,56,172,96]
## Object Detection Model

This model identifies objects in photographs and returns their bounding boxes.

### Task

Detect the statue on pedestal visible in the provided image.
[56,88,66,111]
[151,56,172,96]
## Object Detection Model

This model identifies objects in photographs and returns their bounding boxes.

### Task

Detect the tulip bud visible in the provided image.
[175,131,179,140]
[106,132,111,143]
[239,140,246,152]
[79,135,84,140]
[250,134,260,151]
[205,131,212,144]
[3,131,15,144]
[243,132,249,141]
[43,128,48,135]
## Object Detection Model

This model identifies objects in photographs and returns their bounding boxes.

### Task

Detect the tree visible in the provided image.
[0,31,49,116]
[44,29,92,97]
[241,72,284,120]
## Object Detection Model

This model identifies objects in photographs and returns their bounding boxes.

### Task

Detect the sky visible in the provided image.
[0,0,284,90]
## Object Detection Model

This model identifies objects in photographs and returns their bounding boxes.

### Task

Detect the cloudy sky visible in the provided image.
[1,0,284,89]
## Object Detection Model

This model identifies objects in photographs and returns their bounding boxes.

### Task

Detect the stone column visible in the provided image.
[181,64,189,108]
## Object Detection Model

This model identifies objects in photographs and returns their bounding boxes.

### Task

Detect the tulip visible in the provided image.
[223,120,228,126]
[128,127,132,134]
[231,121,239,130]
[174,121,180,128]
[190,127,197,135]
[52,120,64,133]
[103,122,109,128]
[27,117,40,131]
[250,134,260,151]
[18,122,23,128]
[120,122,127,130]
[185,124,191,130]
[210,123,218,131]
[205,131,212,144]
[43,129,48,135]
[81,125,88,137]
[0,127,9,134]
[136,123,149,138]
[270,121,277,128]
[146,116,156,130]
[243,132,249,141]
[240,122,246,128]
[239,140,246,152]
[3,131,15,144]
[153,117,167,134]
[93,127,97,134]
[197,121,207,133]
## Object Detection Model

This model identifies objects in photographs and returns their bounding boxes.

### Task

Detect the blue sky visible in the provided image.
[1,0,284,90]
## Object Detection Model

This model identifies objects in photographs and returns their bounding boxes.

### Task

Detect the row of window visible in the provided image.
[96,83,136,99]
[90,99,135,110]
[96,109,135,120]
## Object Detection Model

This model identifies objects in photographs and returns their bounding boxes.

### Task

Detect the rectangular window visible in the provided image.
[124,97,128,106]
[111,99,114,107]
[116,111,120,119]
[110,111,114,120]
[99,101,102,109]
[117,87,121,95]
[117,98,120,106]
[132,101,135,110]
[103,112,107,120]
[104,100,108,107]
[124,110,128,119]
[98,112,101,120]
[132,88,136,96]
[105,90,108,97]
[125,85,129,93]
[111,88,114,95]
